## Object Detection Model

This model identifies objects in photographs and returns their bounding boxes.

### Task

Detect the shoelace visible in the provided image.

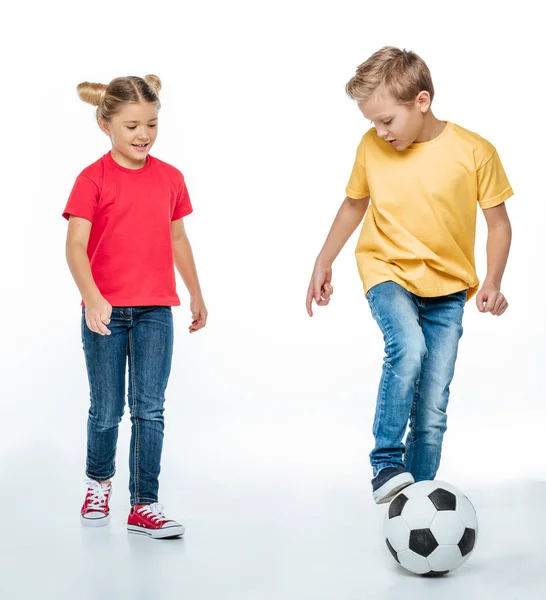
[85,479,110,509]
[137,502,168,523]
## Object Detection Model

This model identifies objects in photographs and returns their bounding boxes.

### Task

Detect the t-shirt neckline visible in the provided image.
[105,150,152,173]
[406,121,453,151]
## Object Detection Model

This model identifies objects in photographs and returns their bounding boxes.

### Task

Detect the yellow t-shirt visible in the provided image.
[345,121,513,300]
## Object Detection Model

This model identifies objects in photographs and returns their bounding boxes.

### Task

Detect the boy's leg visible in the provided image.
[403,291,466,482]
[127,307,174,507]
[366,282,427,478]
[82,307,128,482]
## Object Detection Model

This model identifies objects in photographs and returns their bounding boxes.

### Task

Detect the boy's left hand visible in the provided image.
[475,281,508,316]
[189,295,208,333]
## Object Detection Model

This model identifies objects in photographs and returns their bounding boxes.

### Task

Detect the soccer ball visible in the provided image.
[384,480,478,576]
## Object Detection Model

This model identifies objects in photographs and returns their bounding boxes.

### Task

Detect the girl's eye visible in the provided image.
[384,120,393,125]
[127,126,137,130]
[148,124,157,128]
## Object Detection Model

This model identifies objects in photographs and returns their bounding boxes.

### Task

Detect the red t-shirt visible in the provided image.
[63,152,193,306]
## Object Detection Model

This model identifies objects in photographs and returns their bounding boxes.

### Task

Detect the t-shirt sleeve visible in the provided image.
[172,175,193,220]
[345,137,370,200]
[477,150,514,210]
[62,174,99,221]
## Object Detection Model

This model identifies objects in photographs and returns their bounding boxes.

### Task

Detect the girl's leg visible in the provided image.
[126,306,174,506]
[82,307,129,482]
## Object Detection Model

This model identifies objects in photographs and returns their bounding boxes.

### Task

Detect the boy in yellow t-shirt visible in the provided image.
[306,47,513,504]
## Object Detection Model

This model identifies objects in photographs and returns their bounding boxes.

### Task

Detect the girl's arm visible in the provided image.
[66,216,112,335]
[171,218,207,332]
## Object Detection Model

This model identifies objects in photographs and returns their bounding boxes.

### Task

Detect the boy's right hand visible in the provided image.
[306,263,334,317]
[84,295,113,335]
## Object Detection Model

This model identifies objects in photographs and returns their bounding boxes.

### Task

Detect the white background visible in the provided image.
[1,0,544,516]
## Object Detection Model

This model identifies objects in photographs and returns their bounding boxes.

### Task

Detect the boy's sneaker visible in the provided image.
[372,467,414,504]
[81,479,112,526]
[127,503,185,539]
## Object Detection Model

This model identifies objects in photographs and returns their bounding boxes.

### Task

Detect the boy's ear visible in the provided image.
[416,91,431,113]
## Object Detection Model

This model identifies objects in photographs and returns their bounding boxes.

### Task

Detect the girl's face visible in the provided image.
[100,102,159,168]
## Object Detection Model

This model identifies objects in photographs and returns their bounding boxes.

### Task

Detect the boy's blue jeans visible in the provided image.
[81,306,174,506]
[366,281,466,482]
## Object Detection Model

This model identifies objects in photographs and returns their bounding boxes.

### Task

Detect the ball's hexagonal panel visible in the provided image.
[409,528,438,557]
[428,488,457,511]
[388,493,409,519]
[427,545,464,572]
[455,495,478,530]
[384,515,411,552]
[397,549,431,575]
[430,511,465,545]
[458,528,477,557]
[457,552,472,568]
[402,480,442,499]
[401,496,437,529]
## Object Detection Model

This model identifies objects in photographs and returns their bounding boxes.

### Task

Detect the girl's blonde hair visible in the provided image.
[76,75,162,123]
[346,47,434,105]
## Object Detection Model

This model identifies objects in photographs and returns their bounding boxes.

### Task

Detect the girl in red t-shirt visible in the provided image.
[63,75,207,539]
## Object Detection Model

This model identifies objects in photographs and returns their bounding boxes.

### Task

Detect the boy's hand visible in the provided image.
[476,281,508,316]
[189,295,208,333]
[306,263,334,317]
[85,295,112,335]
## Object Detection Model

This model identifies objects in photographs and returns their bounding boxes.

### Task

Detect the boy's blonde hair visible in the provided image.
[346,47,434,105]
[76,75,162,124]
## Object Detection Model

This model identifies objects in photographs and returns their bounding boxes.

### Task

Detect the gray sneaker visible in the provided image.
[372,467,414,504]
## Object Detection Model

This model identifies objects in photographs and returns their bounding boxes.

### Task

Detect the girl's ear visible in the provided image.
[98,119,111,136]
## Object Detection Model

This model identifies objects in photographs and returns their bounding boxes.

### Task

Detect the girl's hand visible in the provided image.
[85,295,113,335]
[476,281,508,316]
[306,263,334,317]
[189,295,208,333]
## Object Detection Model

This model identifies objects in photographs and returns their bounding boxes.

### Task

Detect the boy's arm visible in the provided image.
[476,202,512,316]
[306,195,370,316]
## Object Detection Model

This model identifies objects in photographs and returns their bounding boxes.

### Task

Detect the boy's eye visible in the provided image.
[383,119,393,125]
[127,126,137,130]
[148,124,157,128]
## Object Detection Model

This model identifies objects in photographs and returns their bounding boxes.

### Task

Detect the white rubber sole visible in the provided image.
[80,512,111,527]
[373,472,414,504]
[127,524,186,539]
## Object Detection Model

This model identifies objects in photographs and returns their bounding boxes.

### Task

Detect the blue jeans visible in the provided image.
[81,306,174,506]
[366,282,466,482]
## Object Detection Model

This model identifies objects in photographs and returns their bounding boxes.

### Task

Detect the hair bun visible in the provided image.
[77,82,108,106]
[144,74,162,95]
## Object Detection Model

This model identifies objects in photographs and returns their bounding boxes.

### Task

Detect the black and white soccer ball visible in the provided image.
[384,480,478,576]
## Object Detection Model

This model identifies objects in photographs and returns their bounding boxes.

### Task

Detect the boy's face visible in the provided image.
[100,102,159,166]
[358,90,430,151]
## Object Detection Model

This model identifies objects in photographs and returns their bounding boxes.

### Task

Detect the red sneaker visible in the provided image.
[127,503,185,539]
[81,479,112,527]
